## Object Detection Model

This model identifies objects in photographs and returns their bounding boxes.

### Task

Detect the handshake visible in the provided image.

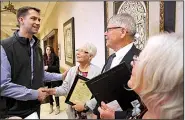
[37,88,57,102]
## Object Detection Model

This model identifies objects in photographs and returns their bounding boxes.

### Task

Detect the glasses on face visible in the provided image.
[132,55,139,66]
[76,49,89,54]
[106,27,122,32]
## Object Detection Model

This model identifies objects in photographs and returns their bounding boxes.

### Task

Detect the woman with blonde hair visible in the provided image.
[128,33,183,119]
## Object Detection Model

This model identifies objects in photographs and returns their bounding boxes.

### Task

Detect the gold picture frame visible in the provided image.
[160,1,164,32]
[63,17,75,67]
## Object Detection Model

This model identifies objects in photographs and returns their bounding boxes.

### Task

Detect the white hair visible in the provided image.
[81,43,97,58]
[108,13,136,36]
[133,33,183,119]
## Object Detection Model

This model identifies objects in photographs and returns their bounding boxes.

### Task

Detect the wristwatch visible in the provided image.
[84,103,90,111]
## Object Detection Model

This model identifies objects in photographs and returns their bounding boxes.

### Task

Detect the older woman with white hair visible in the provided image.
[128,33,183,119]
[47,43,101,119]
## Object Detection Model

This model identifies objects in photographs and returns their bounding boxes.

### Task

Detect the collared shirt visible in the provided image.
[30,38,35,80]
[110,42,133,68]
[1,36,62,101]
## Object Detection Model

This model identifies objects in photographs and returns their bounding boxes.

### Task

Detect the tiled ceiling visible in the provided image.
[1,1,57,36]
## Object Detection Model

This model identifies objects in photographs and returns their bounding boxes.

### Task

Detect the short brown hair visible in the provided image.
[16,6,40,23]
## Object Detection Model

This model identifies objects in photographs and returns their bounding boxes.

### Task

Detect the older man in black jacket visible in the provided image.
[93,13,144,119]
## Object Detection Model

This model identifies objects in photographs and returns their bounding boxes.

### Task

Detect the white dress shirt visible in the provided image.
[110,42,133,69]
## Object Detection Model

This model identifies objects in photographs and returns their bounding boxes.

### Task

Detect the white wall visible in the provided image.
[55,2,105,69]
[176,1,183,36]
[149,1,160,37]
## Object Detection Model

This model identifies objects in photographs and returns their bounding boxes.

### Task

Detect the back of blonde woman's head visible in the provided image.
[134,33,183,119]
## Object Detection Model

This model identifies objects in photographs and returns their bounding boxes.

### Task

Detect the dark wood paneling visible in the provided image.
[43,29,58,55]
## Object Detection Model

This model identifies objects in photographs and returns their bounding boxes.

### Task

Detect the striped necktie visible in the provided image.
[104,53,116,72]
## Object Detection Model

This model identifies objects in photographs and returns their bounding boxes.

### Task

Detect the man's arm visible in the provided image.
[1,46,41,101]
[43,68,70,97]
[43,71,62,82]
[43,64,69,82]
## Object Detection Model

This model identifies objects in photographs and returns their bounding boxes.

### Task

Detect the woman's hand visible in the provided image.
[62,69,69,80]
[43,88,56,95]
[44,66,48,71]
[72,100,85,112]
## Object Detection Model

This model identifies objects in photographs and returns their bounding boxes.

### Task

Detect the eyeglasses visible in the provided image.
[76,49,89,54]
[132,55,139,66]
[106,27,122,32]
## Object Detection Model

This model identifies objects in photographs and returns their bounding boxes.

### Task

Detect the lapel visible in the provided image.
[101,45,140,73]
[120,44,140,69]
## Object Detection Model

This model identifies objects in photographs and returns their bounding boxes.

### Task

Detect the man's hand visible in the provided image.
[37,88,48,102]
[41,88,56,95]
[72,100,85,112]
[98,101,115,119]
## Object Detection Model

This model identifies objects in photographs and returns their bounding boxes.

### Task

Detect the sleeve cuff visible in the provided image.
[86,98,97,110]
[30,89,38,100]
[115,110,130,119]
[59,74,63,80]
[55,74,63,81]
[55,87,60,97]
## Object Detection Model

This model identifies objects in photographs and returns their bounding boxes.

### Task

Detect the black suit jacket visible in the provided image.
[116,44,140,70]
[93,44,141,119]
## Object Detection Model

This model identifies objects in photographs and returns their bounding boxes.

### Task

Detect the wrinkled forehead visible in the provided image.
[107,23,120,28]
[79,46,88,51]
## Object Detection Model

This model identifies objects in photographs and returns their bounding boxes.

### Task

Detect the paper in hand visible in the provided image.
[106,100,123,111]
[24,112,39,119]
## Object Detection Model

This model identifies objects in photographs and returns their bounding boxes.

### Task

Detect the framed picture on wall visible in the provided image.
[63,17,75,67]
[160,1,176,32]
